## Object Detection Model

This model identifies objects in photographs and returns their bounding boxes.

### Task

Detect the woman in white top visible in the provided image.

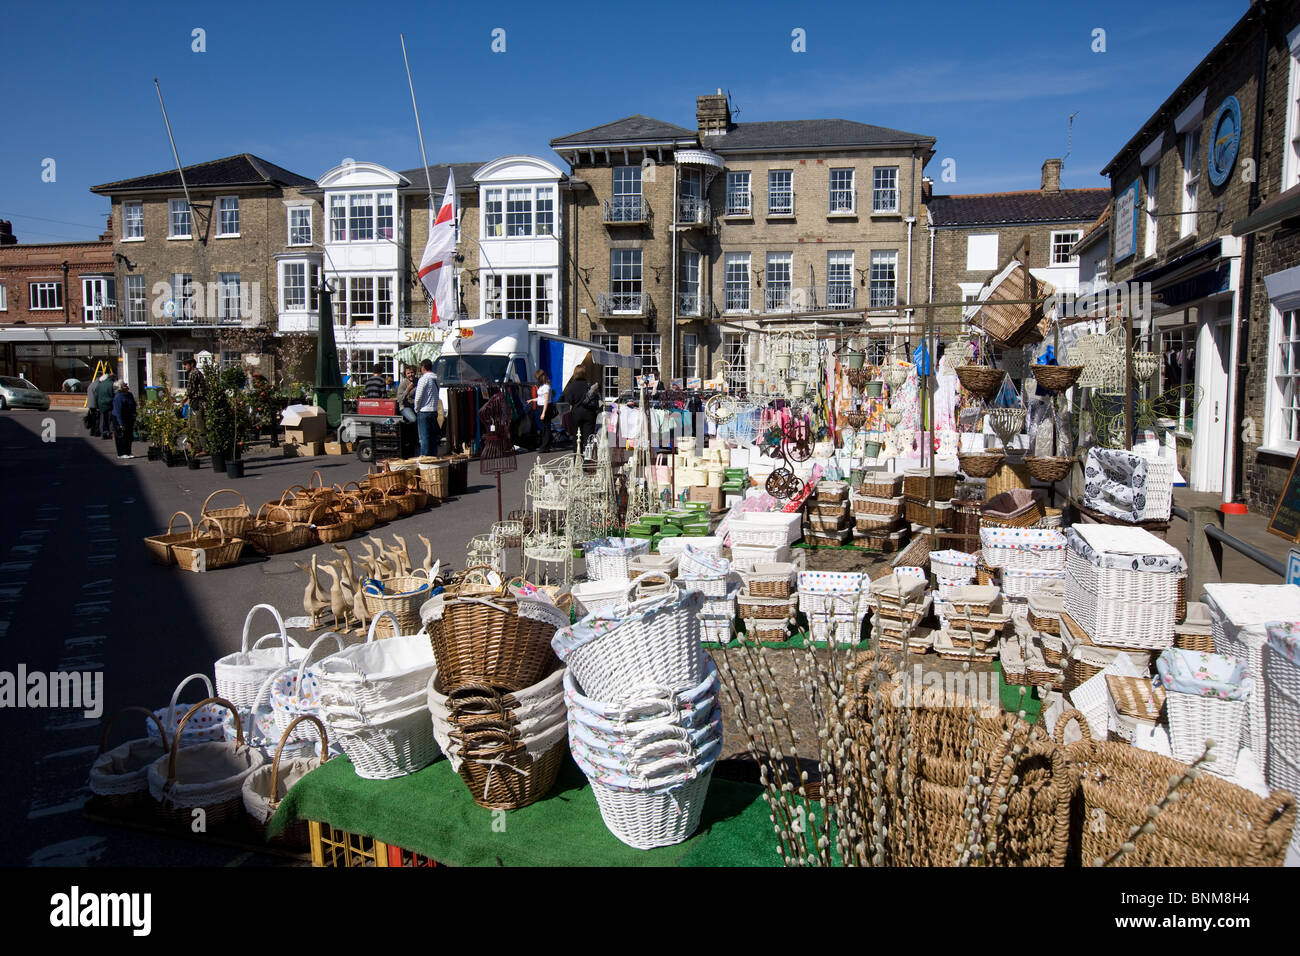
[530,369,556,452]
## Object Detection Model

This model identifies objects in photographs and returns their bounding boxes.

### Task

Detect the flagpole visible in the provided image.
[400,33,436,211]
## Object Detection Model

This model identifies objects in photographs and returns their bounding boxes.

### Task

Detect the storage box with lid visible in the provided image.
[979,526,1066,571]
[1202,584,1300,760]
[728,511,802,548]
[1063,525,1184,650]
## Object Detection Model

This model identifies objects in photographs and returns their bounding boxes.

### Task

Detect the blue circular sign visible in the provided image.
[1207,96,1242,187]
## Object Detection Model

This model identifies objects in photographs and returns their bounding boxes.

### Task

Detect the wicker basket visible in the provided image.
[1055,710,1296,867]
[816,481,850,503]
[362,575,434,637]
[271,488,317,523]
[1030,364,1083,393]
[737,593,797,620]
[387,488,417,517]
[858,472,903,498]
[246,503,315,556]
[145,511,196,566]
[955,365,1005,400]
[201,490,252,540]
[426,594,565,691]
[971,263,1050,347]
[1025,456,1073,483]
[903,470,956,501]
[987,460,1032,497]
[419,461,450,499]
[981,489,1045,528]
[959,451,1005,478]
[366,465,408,494]
[952,501,983,537]
[306,502,353,545]
[335,494,377,534]
[904,499,953,528]
[859,526,909,552]
[808,511,850,532]
[852,495,904,519]
[740,563,796,598]
[449,721,566,811]
[173,517,244,573]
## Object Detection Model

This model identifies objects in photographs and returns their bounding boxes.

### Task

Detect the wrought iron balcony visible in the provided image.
[762,286,859,314]
[103,304,260,328]
[602,196,650,225]
[723,288,751,313]
[598,291,653,318]
[677,293,711,318]
[767,191,795,216]
[828,189,856,215]
[677,197,711,227]
[765,287,793,312]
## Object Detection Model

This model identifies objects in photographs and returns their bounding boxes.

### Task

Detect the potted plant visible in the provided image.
[206,365,250,479]
[183,413,204,469]
[160,410,186,466]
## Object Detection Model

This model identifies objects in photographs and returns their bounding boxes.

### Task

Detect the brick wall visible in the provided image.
[931,219,1097,304]
[0,236,113,325]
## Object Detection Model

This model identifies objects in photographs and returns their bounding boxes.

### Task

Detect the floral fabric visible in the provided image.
[979,527,1066,552]
[1154,647,1253,701]
[1066,525,1186,574]
[1265,622,1300,668]
[550,588,703,660]
[1082,447,1149,522]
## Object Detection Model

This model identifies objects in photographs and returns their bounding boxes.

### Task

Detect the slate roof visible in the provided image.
[398,163,489,197]
[704,119,933,151]
[551,115,697,147]
[928,189,1110,227]
[91,154,313,193]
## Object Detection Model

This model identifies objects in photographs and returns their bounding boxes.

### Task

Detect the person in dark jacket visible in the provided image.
[560,366,602,449]
[363,365,389,399]
[93,374,116,440]
[111,381,137,459]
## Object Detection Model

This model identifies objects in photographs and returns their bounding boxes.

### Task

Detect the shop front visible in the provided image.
[0,327,120,395]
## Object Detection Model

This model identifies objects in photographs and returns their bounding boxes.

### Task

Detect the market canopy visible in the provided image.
[396,340,443,366]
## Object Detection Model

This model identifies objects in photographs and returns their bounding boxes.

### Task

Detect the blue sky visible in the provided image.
[2,0,1247,243]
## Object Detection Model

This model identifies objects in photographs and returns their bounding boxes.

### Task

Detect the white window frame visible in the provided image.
[829,168,855,214]
[217,273,241,323]
[594,334,620,399]
[280,261,308,312]
[28,281,62,311]
[767,170,793,216]
[765,252,792,312]
[611,166,643,222]
[724,252,750,312]
[1144,163,1159,259]
[122,201,144,240]
[125,275,147,324]
[173,350,195,390]
[723,334,747,392]
[1050,231,1082,266]
[329,195,348,242]
[327,191,397,243]
[0,282,7,311]
[481,271,557,326]
[681,332,699,383]
[217,196,240,237]
[168,199,192,239]
[869,250,898,309]
[170,273,195,323]
[287,206,313,246]
[827,251,854,308]
[872,167,899,214]
[632,333,660,383]
[725,171,751,216]
[80,276,113,323]
[1181,130,1201,239]
[1265,304,1300,455]
[1285,26,1300,192]
[679,250,701,316]
[610,250,642,313]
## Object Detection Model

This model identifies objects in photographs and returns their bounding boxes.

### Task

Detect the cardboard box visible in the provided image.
[283,441,325,458]
[279,405,328,443]
[689,485,725,513]
[324,441,351,456]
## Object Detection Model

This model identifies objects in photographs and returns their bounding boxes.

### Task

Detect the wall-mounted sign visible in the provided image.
[1114,179,1140,263]
[14,345,52,358]
[1208,96,1242,187]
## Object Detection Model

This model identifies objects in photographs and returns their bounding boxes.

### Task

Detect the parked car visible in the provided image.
[0,377,51,411]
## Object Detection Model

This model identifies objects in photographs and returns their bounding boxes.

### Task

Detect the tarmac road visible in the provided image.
[0,408,542,866]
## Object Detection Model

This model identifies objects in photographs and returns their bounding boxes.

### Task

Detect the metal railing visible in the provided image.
[767,190,794,216]
[1173,503,1285,598]
[828,189,856,214]
[677,293,710,317]
[598,291,653,317]
[677,196,710,226]
[723,287,750,312]
[602,196,650,224]
[724,190,751,216]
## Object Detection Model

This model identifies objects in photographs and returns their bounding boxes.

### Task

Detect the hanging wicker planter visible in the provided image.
[847,367,873,390]
[958,451,1005,478]
[955,365,1004,401]
[1131,351,1159,382]
[1030,364,1083,393]
[1025,455,1074,483]
[883,409,903,428]
[989,408,1027,448]
[882,364,913,389]
[844,411,867,429]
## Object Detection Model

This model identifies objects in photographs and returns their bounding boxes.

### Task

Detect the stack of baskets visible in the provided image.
[552,582,719,848]
[679,546,735,644]
[1063,525,1184,652]
[313,612,439,781]
[727,512,800,568]
[424,586,570,808]
[979,525,1066,606]
[799,570,867,645]
[849,487,906,546]
[737,562,797,644]
[804,480,851,546]
[931,548,978,596]
[901,468,956,535]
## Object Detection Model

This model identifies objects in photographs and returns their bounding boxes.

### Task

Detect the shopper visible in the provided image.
[396,365,418,423]
[93,373,116,440]
[530,369,556,453]
[363,364,389,398]
[183,358,207,453]
[561,366,601,448]
[111,381,137,459]
[414,358,441,456]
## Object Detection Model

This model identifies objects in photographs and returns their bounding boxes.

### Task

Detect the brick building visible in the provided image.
[89,154,320,394]
[1102,0,1300,504]
[928,162,1109,321]
[550,93,935,394]
[0,217,118,393]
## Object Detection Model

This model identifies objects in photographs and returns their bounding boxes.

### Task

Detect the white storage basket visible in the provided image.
[1263,630,1300,794]
[729,543,792,571]
[1002,567,1066,600]
[930,549,978,580]
[214,604,307,709]
[313,613,437,713]
[572,577,634,616]
[978,527,1067,571]
[583,537,651,582]
[657,536,723,558]
[1166,691,1246,777]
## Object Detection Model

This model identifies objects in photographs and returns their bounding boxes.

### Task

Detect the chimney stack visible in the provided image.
[697,90,731,136]
[0,220,16,245]
[1041,158,1062,194]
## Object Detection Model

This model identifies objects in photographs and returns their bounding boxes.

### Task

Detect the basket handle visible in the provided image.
[364,609,402,644]
[281,486,308,505]
[269,714,329,811]
[309,470,324,490]
[194,515,227,544]
[202,488,247,515]
[167,673,215,734]
[164,511,195,537]
[167,696,238,786]
[294,631,345,691]
[1053,707,1092,745]
[240,603,288,657]
[99,705,169,754]
[307,501,330,526]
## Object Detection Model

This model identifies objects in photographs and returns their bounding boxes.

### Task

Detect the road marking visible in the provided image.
[28,837,107,867]
[0,562,33,573]
[27,797,89,820]
[40,744,99,760]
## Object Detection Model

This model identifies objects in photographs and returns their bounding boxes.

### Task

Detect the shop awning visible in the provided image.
[0,327,117,343]
[1233,183,1300,237]
[675,148,725,169]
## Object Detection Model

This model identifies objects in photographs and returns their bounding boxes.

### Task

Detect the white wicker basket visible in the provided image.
[1166,691,1246,777]
[729,512,802,547]
[330,697,439,780]
[979,528,1067,571]
[586,768,714,849]
[729,543,792,571]
[1064,551,1177,649]
[583,537,651,582]
[215,604,307,709]
[313,614,436,713]
[931,549,978,579]
[657,536,723,558]
[680,574,732,598]
[572,578,634,616]
[1003,567,1066,600]
[1264,639,1300,794]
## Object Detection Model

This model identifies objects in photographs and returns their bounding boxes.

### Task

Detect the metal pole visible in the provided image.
[154,78,202,244]
[399,34,437,212]
[1124,305,1134,450]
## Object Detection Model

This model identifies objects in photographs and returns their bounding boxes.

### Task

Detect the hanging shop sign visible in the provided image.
[1114,179,1140,263]
[1207,96,1242,187]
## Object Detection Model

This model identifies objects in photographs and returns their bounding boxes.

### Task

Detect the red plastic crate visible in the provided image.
[357,398,397,416]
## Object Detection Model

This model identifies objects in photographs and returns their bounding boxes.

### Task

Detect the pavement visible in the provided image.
[0,407,560,866]
[1167,489,1293,592]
